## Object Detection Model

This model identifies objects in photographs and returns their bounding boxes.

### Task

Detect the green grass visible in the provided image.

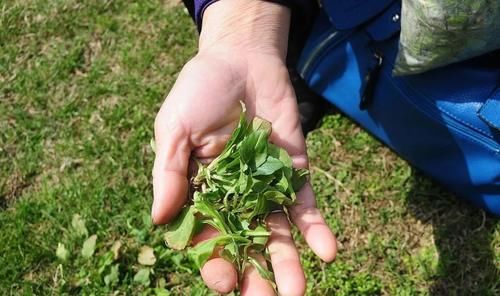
[0,1,498,295]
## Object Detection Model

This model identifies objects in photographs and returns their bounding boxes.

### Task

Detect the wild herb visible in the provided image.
[163,104,308,283]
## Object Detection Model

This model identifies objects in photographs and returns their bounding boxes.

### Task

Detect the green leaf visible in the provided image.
[249,194,272,218]
[275,170,290,193]
[278,147,293,167]
[220,243,238,263]
[252,117,271,135]
[291,168,309,192]
[235,170,250,194]
[194,199,228,233]
[226,212,244,233]
[154,288,171,296]
[164,206,197,250]
[254,156,283,176]
[209,102,249,167]
[267,143,281,159]
[251,179,269,193]
[252,236,269,251]
[138,246,156,266]
[248,256,274,282]
[98,251,114,274]
[71,214,88,237]
[188,235,239,269]
[81,234,97,258]
[254,134,269,167]
[263,190,291,205]
[254,174,276,185]
[222,102,249,152]
[188,237,221,269]
[133,268,151,286]
[245,225,270,251]
[104,264,119,287]
[240,132,259,166]
[243,117,271,168]
[56,243,69,261]
[237,193,258,215]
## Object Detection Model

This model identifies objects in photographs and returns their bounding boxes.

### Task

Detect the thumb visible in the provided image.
[152,111,191,225]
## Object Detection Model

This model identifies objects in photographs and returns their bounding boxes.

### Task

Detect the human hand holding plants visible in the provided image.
[152,1,337,295]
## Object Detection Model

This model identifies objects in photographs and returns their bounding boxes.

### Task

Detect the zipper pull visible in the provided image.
[360,52,383,110]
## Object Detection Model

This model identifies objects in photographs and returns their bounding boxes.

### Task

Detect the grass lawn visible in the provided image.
[1,1,498,295]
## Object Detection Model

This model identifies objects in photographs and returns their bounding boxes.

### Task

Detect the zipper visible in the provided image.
[298,28,352,79]
[298,30,500,153]
[449,120,500,154]
[360,51,384,110]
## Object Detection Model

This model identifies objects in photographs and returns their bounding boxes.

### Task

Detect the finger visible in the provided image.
[267,96,337,262]
[152,112,191,224]
[267,99,308,167]
[201,258,238,294]
[267,213,306,296]
[241,253,275,296]
[194,226,238,294]
[290,182,337,262]
[192,134,231,159]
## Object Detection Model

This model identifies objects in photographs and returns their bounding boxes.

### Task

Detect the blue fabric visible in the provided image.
[297,7,500,215]
[479,91,500,132]
[365,1,401,41]
[320,0,395,30]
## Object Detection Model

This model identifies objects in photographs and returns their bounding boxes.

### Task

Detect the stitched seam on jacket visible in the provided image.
[381,70,500,155]
[390,72,494,138]
[477,88,500,130]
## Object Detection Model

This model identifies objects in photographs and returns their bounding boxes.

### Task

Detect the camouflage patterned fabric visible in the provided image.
[394,0,500,75]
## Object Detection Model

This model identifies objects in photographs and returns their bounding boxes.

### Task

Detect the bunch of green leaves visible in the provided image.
[163,104,308,284]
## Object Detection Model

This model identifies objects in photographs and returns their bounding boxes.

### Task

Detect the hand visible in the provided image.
[152,1,337,295]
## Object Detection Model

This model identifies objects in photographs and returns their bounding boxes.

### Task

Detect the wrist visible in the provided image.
[199,0,291,60]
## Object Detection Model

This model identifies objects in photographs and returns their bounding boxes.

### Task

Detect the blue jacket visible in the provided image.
[321,0,395,29]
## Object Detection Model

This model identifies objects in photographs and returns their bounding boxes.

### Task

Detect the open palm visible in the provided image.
[152,51,336,295]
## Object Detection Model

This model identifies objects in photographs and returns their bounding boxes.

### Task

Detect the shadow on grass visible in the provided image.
[406,171,499,296]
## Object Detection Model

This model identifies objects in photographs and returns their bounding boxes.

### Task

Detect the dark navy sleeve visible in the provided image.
[186,0,316,31]
[193,0,218,29]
